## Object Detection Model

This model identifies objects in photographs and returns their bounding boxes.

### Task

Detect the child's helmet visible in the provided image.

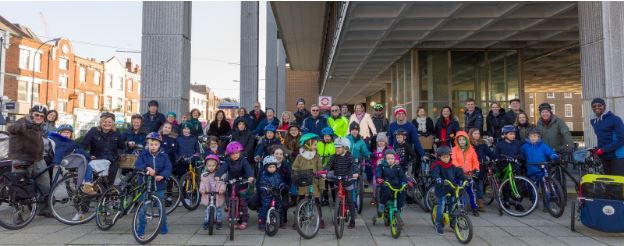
[299,133,319,146]
[226,141,244,155]
[263,124,277,133]
[373,103,384,111]
[263,155,279,167]
[57,124,74,133]
[393,128,408,136]
[146,132,162,142]
[204,154,220,163]
[334,137,351,150]
[436,146,452,156]
[383,149,396,156]
[321,127,334,137]
[501,125,516,135]
[349,122,360,131]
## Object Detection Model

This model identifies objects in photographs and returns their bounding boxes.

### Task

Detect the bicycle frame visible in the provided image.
[444,180,468,215]
[383,181,407,224]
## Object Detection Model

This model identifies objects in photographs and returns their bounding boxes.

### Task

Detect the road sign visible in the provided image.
[318,96,332,110]
[5,102,15,110]
[218,102,240,109]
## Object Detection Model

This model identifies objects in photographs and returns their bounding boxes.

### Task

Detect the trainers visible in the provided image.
[184,199,191,206]
[81,183,97,195]
[165,197,173,207]
[203,221,209,230]
[238,223,247,230]
[472,209,480,217]
[321,200,330,207]
[72,213,84,221]
[216,222,223,230]
[436,224,444,235]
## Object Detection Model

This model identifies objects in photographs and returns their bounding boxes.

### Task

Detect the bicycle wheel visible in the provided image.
[357,179,364,214]
[229,200,237,241]
[454,214,473,244]
[0,184,38,230]
[295,198,320,239]
[411,182,426,211]
[163,176,181,214]
[266,208,280,237]
[424,185,437,213]
[132,194,164,244]
[430,205,437,227]
[49,174,101,225]
[390,210,402,239]
[180,173,200,211]
[483,177,497,206]
[544,178,565,218]
[208,206,215,235]
[334,201,345,239]
[570,201,576,232]
[95,186,122,231]
[497,176,538,217]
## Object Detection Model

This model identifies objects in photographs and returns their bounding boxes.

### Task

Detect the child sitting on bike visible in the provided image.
[371,133,392,205]
[203,136,224,159]
[431,146,467,235]
[323,137,358,229]
[215,141,254,230]
[254,124,282,165]
[375,149,408,216]
[258,156,285,231]
[521,128,559,212]
[134,132,172,235]
[292,133,325,229]
[468,128,497,213]
[175,122,201,178]
[318,127,335,206]
[48,125,91,197]
[495,125,526,211]
[392,128,418,174]
[200,154,226,230]
[451,131,480,216]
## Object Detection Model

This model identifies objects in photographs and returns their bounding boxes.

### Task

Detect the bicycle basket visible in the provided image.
[60,154,87,170]
[88,159,111,177]
[0,131,8,160]
[119,154,137,170]
[293,170,314,187]
[573,149,589,164]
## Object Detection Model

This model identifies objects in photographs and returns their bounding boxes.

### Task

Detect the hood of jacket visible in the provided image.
[453,131,473,151]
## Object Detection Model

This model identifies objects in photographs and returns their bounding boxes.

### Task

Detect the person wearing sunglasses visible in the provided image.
[327,105,349,138]
[301,104,328,137]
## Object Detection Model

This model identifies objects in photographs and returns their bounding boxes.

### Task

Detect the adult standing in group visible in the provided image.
[349,103,377,146]
[44,109,59,133]
[341,104,351,118]
[278,111,295,132]
[503,99,524,127]
[208,110,232,138]
[370,103,389,150]
[231,120,255,160]
[412,107,435,152]
[486,102,507,142]
[143,100,166,133]
[388,107,427,159]
[8,105,51,216]
[123,114,147,154]
[255,108,280,136]
[536,103,573,151]
[233,107,254,133]
[589,98,624,175]
[434,106,460,147]
[327,104,349,138]
[249,101,266,130]
[302,104,328,137]
[293,98,311,127]
[187,108,204,137]
[463,98,483,132]
[80,112,126,184]
[515,112,534,142]
[165,112,179,134]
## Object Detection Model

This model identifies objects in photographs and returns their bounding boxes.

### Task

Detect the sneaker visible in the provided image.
[81,183,97,195]
[348,220,355,229]
[160,225,168,235]
[515,204,526,212]
[238,223,247,230]
[72,213,84,221]
[436,224,444,235]
[184,199,191,206]
[320,219,325,229]
[370,199,377,205]
[472,209,480,217]
[165,197,173,207]
[217,222,223,230]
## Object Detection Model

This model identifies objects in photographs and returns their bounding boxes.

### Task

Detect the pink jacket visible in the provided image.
[199,171,226,207]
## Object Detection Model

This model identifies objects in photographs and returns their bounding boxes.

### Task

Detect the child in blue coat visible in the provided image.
[257,156,285,231]
[175,122,201,178]
[254,124,282,164]
[375,149,408,217]
[430,146,467,235]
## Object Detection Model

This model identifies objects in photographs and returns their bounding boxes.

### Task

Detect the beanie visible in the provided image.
[591,98,606,107]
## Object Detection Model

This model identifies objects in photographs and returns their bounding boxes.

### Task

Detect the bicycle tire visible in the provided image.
[229,200,236,241]
[180,173,200,211]
[95,186,122,231]
[295,198,320,239]
[334,201,344,239]
[49,174,101,225]
[391,210,402,239]
[411,182,426,211]
[497,176,538,217]
[357,179,364,214]
[544,178,565,218]
[454,214,473,244]
[164,176,181,215]
[483,177,497,206]
[132,194,164,244]
[424,185,437,213]
[0,184,38,230]
[266,208,279,237]
[570,201,576,232]
[208,206,215,235]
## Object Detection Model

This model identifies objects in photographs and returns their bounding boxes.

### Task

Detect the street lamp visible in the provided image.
[31,38,60,108]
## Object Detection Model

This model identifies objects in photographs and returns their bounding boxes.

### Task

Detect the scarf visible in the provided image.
[492,111,500,117]
[416,117,427,132]
[300,150,316,160]
[355,112,365,122]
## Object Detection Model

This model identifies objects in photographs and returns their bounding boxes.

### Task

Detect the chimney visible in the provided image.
[126,58,132,72]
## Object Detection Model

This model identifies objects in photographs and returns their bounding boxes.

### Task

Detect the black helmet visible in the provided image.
[393,128,408,136]
[100,112,115,120]
[148,100,159,107]
[30,105,47,115]
[436,146,452,156]
[349,122,360,131]
[538,103,552,112]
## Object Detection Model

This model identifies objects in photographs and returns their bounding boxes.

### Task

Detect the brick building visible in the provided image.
[285,68,319,112]
[124,58,141,119]
[525,92,584,132]
[72,56,105,133]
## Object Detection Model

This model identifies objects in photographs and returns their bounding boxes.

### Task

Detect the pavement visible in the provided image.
[1,196,623,246]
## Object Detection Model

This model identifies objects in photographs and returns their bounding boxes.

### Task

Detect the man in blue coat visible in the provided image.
[590,98,624,175]
[388,107,427,160]
[301,104,328,137]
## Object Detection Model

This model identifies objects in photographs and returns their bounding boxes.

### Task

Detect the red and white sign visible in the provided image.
[318,96,332,110]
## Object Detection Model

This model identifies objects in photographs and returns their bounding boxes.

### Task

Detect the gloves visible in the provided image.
[407,181,414,188]
[435,178,442,184]
[376,178,384,185]
[551,154,560,162]
[596,149,605,156]
[422,155,430,162]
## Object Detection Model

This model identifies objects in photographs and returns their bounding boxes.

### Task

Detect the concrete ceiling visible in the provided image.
[323,1,580,104]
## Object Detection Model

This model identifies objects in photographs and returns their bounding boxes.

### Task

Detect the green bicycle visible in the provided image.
[372,181,407,239]
[430,180,473,244]
[496,156,539,217]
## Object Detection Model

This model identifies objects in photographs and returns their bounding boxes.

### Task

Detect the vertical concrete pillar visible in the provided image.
[141,1,192,115]
[265,5,277,111]
[241,2,259,110]
[277,39,286,113]
[579,2,624,146]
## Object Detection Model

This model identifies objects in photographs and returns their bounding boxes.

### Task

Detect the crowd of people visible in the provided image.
[5,94,624,236]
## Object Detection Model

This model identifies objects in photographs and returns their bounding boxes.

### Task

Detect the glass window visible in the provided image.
[127,100,133,112]
[58,101,67,113]
[451,51,483,125]
[529,104,534,118]
[79,67,86,82]
[94,71,100,85]
[550,104,556,115]
[564,92,573,99]
[565,122,574,131]
[19,49,30,70]
[32,84,39,103]
[419,50,450,117]
[59,58,68,70]
[488,51,518,103]
[127,79,133,92]
[546,92,555,98]
[94,95,99,109]
[17,80,28,101]
[117,97,123,110]
[565,104,573,117]
[117,77,124,90]
[107,74,114,88]
[33,53,41,72]
[79,93,85,107]
[59,75,68,88]
[105,96,112,110]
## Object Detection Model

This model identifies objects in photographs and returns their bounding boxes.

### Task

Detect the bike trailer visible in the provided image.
[60,154,88,170]
[88,159,111,177]
[579,198,624,233]
[0,131,8,160]
[580,174,624,200]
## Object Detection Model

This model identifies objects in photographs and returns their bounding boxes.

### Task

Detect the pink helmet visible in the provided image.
[226,141,244,155]
[204,154,220,163]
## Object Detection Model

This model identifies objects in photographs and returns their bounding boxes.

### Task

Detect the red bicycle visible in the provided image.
[225,177,252,241]
[322,173,356,239]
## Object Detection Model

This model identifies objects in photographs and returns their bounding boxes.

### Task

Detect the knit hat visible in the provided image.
[180,122,193,130]
[393,107,407,117]
[591,98,606,107]
[349,121,360,131]
[296,98,305,105]
[167,112,177,119]
[376,132,388,143]
[148,100,159,107]
[538,103,552,113]
[383,149,396,156]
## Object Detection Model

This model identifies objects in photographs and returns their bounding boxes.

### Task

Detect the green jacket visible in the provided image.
[317,141,336,166]
[327,116,349,138]
[536,115,573,151]
[347,134,371,161]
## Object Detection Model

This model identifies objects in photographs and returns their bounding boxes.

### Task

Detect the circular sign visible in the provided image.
[320,97,329,106]
[603,205,615,216]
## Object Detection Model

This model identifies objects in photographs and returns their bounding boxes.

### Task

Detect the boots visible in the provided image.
[477,199,486,212]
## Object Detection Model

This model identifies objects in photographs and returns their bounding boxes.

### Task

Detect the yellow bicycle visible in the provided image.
[430,180,473,244]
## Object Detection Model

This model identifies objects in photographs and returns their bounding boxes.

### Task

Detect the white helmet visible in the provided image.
[263,155,279,167]
[334,137,351,150]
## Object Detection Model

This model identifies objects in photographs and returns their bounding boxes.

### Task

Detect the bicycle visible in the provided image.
[529,161,566,218]
[407,155,435,212]
[293,170,322,239]
[259,184,286,237]
[372,181,407,239]
[496,156,539,217]
[430,180,473,244]
[179,156,203,210]
[95,170,165,244]
[225,177,252,241]
[324,174,356,240]
[481,160,503,216]
[354,158,365,215]
[202,190,220,235]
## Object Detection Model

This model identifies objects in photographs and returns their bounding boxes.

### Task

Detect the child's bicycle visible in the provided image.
[529,161,566,218]
[481,160,503,216]
[293,170,322,239]
[95,170,165,244]
[225,177,252,241]
[430,180,473,244]
[354,158,366,214]
[408,155,435,212]
[324,174,356,240]
[495,156,539,217]
[259,184,287,237]
[203,190,220,235]
[179,156,203,210]
[372,181,407,239]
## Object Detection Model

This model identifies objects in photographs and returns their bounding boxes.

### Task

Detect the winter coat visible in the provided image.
[48,132,89,165]
[254,117,280,136]
[175,135,200,160]
[372,115,389,134]
[327,116,349,138]
[292,153,323,197]
[503,109,524,127]
[142,112,166,133]
[294,109,311,127]
[464,107,484,132]
[215,157,254,190]
[233,115,254,133]
[412,117,434,137]
[431,160,467,197]
[122,129,147,154]
[317,141,336,166]
[516,123,535,144]
[259,169,284,190]
[472,140,497,165]
[199,170,226,207]
[185,118,204,137]
[591,111,624,160]
[257,159,292,188]
[522,140,558,178]
[232,129,255,158]
[434,117,460,147]
[372,146,393,174]
[208,120,231,138]
[495,139,524,169]
[301,116,328,137]
[536,115,573,152]
[388,121,426,156]
[349,113,377,139]
[324,152,357,186]
[161,134,177,163]
[8,117,44,162]
[393,142,416,170]
[376,161,406,187]
[80,127,125,163]
[347,134,371,161]
[486,109,508,139]
[283,135,301,160]
[134,149,172,191]
[254,137,281,158]
[451,131,480,173]
[249,110,266,129]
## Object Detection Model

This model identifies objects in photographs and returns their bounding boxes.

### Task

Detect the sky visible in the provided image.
[0,1,267,102]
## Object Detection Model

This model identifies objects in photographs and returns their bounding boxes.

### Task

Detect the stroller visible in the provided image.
[571,174,624,233]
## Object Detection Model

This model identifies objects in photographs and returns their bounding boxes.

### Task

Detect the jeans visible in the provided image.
[465,182,478,210]
[137,190,168,235]
[204,205,223,224]
[83,164,94,184]
[435,195,446,225]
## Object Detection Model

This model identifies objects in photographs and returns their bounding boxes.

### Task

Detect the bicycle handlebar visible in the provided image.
[443,180,468,190]
[383,181,408,192]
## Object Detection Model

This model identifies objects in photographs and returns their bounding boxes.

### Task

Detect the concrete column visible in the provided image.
[265,5,277,111]
[277,39,286,113]
[141,1,192,115]
[241,1,259,110]
[579,2,624,146]
[0,30,9,128]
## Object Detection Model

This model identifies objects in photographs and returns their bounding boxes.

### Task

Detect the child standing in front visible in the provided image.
[495,125,525,212]
[393,128,418,174]
[521,128,559,212]
[371,133,392,205]
[323,137,358,229]
[257,156,285,231]
[317,127,335,206]
[468,128,497,212]
[292,133,325,229]
[215,141,254,230]
[175,122,201,179]
[254,124,282,165]
[451,131,480,216]
[200,154,226,230]
[375,149,408,217]
[431,146,467,235]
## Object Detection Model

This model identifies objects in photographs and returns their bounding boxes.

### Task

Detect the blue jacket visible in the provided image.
[134,149,172,191]
[591,111,624,160]
[175,135,200,160]
[473,141,497,164]
[80,127,126,163]
[522,140,558,178]
[254,137,282,158]
[48,132,89,165]
[161,134,177,162]
[347,135,371,161]
[495,139,523,161]
[430,160,467,197]
[301,116,328,137]
[259,168,284,190]
[388,121,425,157]
[142,112,166,133]
[216,158,254,188]
[376,161,406,187]
[257,159,292,188]
[254,117,280,136]
[122,129,147,154]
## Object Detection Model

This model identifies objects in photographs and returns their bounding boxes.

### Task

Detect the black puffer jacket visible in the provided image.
[8,117,44,162]
[80,127,125,163]
[324,152,357,186]
[232,128,255,158]
[486,109,508,139]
